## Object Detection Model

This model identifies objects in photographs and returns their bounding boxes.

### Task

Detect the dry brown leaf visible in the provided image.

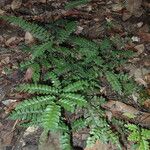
[0,130,14,146]
[143,99,150,109]
[123,0,143,20]
[11,0,22,10]
[102,100,150,128]
[138,32,150,42]
[25,32,35,44]
[5,37,17,46]
[144,73,150,84]
[112,4,123,12]
[23,67,33,81]
[0,9,5,15]
[84,140,109,150]
[134,44,145,55]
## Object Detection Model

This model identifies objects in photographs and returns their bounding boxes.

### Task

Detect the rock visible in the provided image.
[131,36,140,42]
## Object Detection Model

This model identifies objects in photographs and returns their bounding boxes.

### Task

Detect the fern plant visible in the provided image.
[0,15,142,149]
[125,124,150,150]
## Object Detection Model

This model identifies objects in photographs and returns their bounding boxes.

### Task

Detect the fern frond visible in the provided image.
[100,38,112,51]
[61,93,87,107]
[141,129,150,140]
[15,96,55,111]
[60,132,72,150]
[71,118,86,131]
[70,36,99,51]
[126,124,150,150]
[59,99,75,113]
[31,41,53,59]
[20,60,34,69]
[10,109,43,120]
[86,126,121,149]
[42,103,61,130]
[63,80,88,92]
[0,15,51,41]
[139,140,149,150]
[106,72,122,94]
[57,22,77,43]
[44,72,61,88]
[65,0,91,9]
[18,84,59,94]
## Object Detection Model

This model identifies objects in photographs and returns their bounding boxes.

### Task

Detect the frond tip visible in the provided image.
[18,84,59,94]
[0,15,51,41]
[42,103,61,130]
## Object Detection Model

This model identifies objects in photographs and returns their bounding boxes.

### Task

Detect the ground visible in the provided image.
[0,0,150,150]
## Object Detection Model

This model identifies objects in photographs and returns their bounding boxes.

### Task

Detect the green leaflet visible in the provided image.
[125,124,150,150]
[42,103,61,130]
[106,72,122,94]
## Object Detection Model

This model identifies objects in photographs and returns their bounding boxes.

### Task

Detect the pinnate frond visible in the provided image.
[0,15,51,41]
[63,80,88,92]
[18,84,59,94]
[42,103,61,130]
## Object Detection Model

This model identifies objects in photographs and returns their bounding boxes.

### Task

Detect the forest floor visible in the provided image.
[0,0,150,150]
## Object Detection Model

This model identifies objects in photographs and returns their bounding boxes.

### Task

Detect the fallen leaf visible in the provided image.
[23,67,33,81]
[144,73,150,84]
[122,11,132,21]
[112,4,123,12]
[134,44,145,55]
[143,99,150,109]
[5,37,17,46]
[0,130,14,146]
[23,126,38,137]
[139,24,150,33]
[38,0,47,3]
[138,32,150,42]
[25,31,35,44]
[102,100,150,128]
[11,0,22,10]
[1,56,10,64]
[0,9,5,15]
[84,140,109,150]
[122,0,143,20]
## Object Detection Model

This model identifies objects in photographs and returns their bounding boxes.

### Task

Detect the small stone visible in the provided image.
[131,36,140,42]
[2,99,16,106]
[137,22,143,28]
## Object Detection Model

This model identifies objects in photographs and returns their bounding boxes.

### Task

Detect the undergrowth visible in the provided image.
[0,15,149,150]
